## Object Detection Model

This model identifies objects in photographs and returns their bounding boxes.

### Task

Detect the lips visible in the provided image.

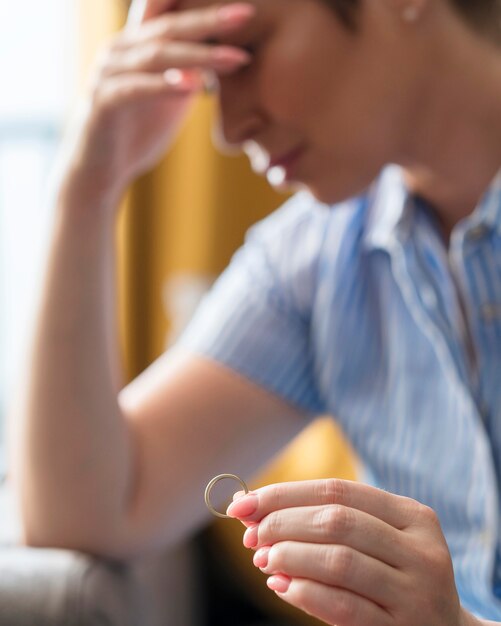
[268,144,306,171]
[243,140,307,182]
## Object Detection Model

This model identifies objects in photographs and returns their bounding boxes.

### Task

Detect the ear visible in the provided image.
[126,0,178,28]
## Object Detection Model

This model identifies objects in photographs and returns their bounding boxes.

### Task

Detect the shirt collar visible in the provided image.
[363,165,501,252]
[363,165,413,252]
[469,168,501,235]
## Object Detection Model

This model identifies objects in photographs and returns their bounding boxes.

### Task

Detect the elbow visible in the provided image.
[18,514,134,562]
[20,526,133,563]
[19,514,151,563]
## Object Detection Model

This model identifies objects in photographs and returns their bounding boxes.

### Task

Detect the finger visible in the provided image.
[98,70,203,108]
[256,541,402,609]
[127,0,148,29]
[142,0,179,22]
[104,41,251,78]
[233,491,257,528]
[267,576,390,626]
[127,0,178,29]
[123,3,256,47]
[227,479,421,530]
[244,504,407,568]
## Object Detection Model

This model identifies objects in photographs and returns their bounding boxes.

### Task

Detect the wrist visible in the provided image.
[53,177,122,240]
[55,166,126,223]
[54,126,130,220]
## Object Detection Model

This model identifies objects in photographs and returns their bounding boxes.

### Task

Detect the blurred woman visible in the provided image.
[11,0,501,624]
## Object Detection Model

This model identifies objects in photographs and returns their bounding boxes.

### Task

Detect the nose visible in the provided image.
[214,71,266,152]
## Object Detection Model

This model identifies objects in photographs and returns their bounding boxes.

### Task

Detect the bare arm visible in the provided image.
[9,0,305,560]
[11,192,132,555]
[11,183,304,558]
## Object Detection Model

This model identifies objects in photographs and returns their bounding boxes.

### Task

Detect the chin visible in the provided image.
[269,165,380,206]
[307,170,380,206]
[303,183,356,206]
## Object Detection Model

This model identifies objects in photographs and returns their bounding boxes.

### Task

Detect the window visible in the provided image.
[0,0,77,476]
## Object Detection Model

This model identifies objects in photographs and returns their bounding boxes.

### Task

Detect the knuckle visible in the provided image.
[261,512,283,542]
[335,592,358,622]
[417,503,440,527]
[158,16,175,39]
[268,542,287,572]
[325,545,355,579]
[320,504,354,538]
[272,482,288,509]
[398,495,424,525]
[143,45,166,67]
[408,500,441,532]
[424,544,452,572]
[319,478,346,505]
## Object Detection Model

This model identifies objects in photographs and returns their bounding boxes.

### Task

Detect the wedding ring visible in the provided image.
[204,473,249,518]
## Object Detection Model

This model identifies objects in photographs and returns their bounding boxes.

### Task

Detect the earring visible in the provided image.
[402,5,419,22]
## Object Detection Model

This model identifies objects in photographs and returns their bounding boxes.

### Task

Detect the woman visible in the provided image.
[11,0,501,624]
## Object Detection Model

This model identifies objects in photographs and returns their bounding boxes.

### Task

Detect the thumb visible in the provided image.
[126,0,178,28]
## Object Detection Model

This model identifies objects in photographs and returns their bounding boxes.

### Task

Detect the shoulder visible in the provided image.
[245,190,366,256]
[231,190,368,318]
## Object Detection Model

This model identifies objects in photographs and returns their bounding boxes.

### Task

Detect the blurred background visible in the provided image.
[0,0,77,478]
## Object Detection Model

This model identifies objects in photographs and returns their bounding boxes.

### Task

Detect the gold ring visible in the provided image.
[204,473,249,519]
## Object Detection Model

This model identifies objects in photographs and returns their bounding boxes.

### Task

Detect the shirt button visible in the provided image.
[467,224,489,241]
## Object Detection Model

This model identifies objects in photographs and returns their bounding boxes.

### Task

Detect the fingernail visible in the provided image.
[253,546,270,569]
[267,575,291,594]
[226,494,258,518]
[243,524,259,548]
[163,69,198,89]
[232,490,246,501]
[217,3,256,24]
[211,47,251,65]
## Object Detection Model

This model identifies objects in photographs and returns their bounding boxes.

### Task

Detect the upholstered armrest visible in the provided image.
[0,481,200,626]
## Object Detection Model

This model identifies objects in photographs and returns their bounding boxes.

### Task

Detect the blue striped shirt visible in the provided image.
[178,165,501,619]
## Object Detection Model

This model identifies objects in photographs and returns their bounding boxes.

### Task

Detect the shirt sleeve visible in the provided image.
[175,192,328,416]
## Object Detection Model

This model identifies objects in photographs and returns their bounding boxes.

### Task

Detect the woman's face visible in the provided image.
[180,0,428,203]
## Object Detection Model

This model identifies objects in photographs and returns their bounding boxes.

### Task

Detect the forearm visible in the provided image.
[10,187,133,554]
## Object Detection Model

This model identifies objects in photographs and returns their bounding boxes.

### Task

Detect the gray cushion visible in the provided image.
[0,547,142,626]
[0,481,200,626]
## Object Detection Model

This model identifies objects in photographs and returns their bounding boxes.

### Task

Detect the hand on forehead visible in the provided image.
[179,0,258,11]
[143,0,258,14]
[128,0,259,37]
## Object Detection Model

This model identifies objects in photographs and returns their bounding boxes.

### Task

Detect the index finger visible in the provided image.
[127,0,178,29]
[227,479,422,530]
